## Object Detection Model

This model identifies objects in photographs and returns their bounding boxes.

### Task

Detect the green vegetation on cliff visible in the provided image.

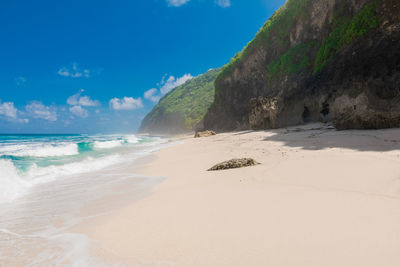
[218,0,310,81]
[268,42,316,81]
[314,0,380,72]
[140,68,221,133]
[204,0,393,131]
[217,0,381,82]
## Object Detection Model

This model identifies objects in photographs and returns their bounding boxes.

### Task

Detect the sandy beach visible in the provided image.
[79,124,400,266]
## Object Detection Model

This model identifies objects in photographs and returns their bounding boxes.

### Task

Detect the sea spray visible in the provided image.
[0,159,28,203]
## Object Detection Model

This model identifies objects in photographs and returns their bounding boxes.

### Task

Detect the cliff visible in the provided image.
[139,68,220,134]
[204,0,400,131]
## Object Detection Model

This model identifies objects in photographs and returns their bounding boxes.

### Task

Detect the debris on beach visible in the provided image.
[208,158,260,171]
[195,130,216,138]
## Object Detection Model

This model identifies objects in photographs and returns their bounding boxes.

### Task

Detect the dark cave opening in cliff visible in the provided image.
[302,106,311,123]
[320,103,330,117]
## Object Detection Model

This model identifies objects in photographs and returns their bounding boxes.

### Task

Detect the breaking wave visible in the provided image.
[93,140,124,149]
[0,133,165,204]
[0,159,28,203]
[7,143,79,157]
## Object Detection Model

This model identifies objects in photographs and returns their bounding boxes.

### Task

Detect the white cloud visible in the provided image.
[0,101,18,119]
[69,105,89,118]
[67,89,100,106]
[109,97,144,110]
[67,90,99,118]
[166,0,190,7]
[144,88,161,103]
[215,0,231,7]
[160,74,193,95]
[0,100,28,123]
[58,63,90,78]
[25,101,57,122]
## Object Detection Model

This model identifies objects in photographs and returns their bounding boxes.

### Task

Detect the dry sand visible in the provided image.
[80,123,400,266]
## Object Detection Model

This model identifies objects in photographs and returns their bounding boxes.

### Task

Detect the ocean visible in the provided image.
[0,133,171,265]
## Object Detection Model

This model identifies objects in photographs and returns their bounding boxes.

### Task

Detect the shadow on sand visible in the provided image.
[260,123,400,152]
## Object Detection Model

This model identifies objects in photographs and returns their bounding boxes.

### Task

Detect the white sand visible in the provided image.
[80,124,400,266]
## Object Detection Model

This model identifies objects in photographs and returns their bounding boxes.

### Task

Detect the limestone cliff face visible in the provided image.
[204,0,400,131]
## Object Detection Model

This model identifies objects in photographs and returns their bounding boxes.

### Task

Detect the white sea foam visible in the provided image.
[0,144,30,153]
[125,134,139,144]
[7,143,79,157]
[25,154,124,181]
[0,134,165,205]
[93,140,124,149]
[0,154,125,204]
[0,134,170,265]
[0,159,28,203]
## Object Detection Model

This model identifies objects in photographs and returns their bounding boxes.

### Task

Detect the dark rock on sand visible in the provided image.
[208,158,260,171]
[195,130,216,138]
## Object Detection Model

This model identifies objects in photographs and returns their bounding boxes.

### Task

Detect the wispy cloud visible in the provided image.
[166,0,190,7]
[143,73,193,103]
[58,63,90,78]
[109,97,144,110]
[0,100,29,123]
[67,89,100,107]
[25,101,57,122]
[144,88,161,103]
[15,77,27,87]
[69,105,89,118]
[160,74,193,95]
[215,0,231,7]
[166,0,230,8]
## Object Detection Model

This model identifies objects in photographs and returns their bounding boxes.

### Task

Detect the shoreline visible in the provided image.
[78,124,400,266]
[0,135,176,266]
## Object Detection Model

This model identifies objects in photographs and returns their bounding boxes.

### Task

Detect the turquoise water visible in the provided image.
[0,133,171,265]
[0,133,164,203]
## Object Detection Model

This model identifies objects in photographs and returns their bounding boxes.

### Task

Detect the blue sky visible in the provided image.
[0,0,286,133]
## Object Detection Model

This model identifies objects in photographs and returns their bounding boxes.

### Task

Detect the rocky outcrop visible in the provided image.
[194,130,216,138]
[204,0,400,131]
[331,93,400,129]
[249,97,282,129]
[207,158,260,171]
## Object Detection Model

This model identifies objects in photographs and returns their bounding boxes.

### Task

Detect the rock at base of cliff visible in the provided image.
[194,130,216,138]
[249,97,282,129]
[208,158,260,171]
